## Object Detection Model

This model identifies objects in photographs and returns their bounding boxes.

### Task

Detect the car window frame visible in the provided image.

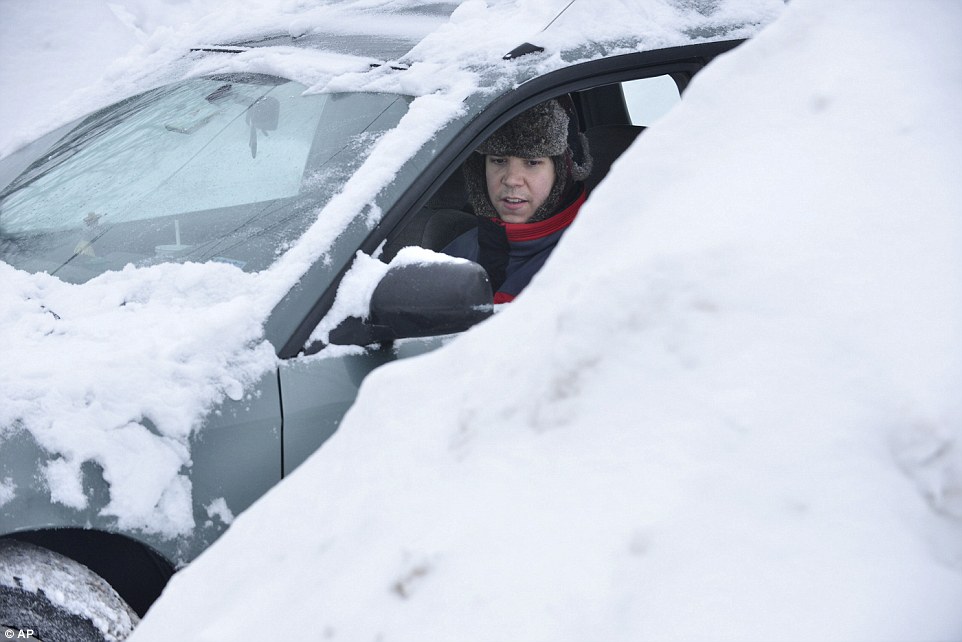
[268,40,745,359]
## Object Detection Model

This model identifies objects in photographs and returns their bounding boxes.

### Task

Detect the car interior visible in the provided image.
[380,74,680,262]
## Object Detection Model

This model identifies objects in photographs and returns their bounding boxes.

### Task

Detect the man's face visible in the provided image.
[485,155,555,223]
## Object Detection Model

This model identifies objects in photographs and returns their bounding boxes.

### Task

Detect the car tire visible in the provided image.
[0,539,139,642]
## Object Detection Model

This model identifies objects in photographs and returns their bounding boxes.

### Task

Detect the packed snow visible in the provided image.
[3,0,962,639]
[128,0,962,640]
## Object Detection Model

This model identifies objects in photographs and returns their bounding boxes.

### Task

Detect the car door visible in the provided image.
[280,336,454,474]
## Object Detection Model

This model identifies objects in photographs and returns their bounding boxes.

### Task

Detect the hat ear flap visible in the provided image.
[569,131,592,183]
[555,95,592,185]
[462,153,498,219]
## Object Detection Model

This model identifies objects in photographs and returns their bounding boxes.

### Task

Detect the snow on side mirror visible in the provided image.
[369,259,493,340]
[323,248,493,346]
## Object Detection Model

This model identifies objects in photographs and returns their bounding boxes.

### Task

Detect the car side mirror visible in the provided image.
[328,260,493,345]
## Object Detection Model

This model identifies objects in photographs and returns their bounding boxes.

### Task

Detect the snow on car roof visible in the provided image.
[179,0,784,96]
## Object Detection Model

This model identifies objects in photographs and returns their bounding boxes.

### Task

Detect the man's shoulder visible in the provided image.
[441,226,480,261]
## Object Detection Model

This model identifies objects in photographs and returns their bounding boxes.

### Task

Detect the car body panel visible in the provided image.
[184,369,283,562]
[0,370,283,567]
[280,350,393,475]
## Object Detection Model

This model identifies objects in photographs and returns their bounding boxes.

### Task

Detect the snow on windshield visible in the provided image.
[0,2,783,537]
[128,0,962,639]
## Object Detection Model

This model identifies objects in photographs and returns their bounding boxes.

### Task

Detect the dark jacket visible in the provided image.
[443,186,586,303]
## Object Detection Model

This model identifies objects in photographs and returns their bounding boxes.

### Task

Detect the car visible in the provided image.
[0,2,777,639]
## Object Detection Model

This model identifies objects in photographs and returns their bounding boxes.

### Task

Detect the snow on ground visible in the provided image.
[0,0,783,541]
[125,1,962,641]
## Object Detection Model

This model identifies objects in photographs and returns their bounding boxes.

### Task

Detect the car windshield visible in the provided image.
[0,74,410,282]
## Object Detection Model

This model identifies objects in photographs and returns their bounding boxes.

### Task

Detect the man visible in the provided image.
[444,98,592,303]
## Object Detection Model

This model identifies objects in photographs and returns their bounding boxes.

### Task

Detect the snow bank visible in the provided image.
[128,0,962,640]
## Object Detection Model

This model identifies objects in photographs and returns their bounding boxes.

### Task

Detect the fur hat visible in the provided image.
[465,98,592,222]
[477,100,570,158]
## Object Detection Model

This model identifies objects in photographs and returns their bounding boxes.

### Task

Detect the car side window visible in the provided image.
[622,75,681,126]
[384,78,684,261]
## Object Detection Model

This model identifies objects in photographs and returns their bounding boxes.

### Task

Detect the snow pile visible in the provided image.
[128,0,962,640]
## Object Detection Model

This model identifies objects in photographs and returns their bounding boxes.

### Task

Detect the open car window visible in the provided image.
[622,75,681,126]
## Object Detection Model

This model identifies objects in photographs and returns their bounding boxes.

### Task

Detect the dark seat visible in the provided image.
[382,168,476,261]
[583,124,644,192]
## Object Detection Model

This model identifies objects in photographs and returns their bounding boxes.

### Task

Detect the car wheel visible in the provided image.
[0,539,139,642]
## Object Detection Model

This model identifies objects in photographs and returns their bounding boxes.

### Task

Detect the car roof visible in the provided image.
[198,2,462,64]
